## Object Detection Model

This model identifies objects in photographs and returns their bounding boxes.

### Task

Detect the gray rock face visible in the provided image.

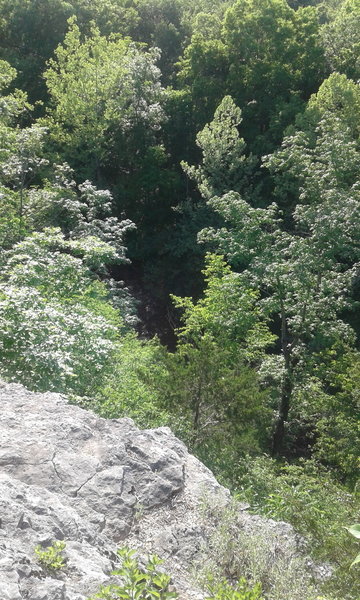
[0,381,309,600]
[0,381,230,599]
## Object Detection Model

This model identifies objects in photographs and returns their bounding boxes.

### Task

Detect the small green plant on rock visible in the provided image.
[91,547,178,600]
[35,540,67,571]
[205,577,264,600]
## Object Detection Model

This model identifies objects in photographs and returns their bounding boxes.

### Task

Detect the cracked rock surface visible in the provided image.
[0,381,231,599]
[0,381,309,600]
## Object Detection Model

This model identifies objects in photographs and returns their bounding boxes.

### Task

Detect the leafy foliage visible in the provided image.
[205,578,263,600]
[43,19,165,180]
[94,333,170,428]
[347,525,360,568]
[180,0,325,152]
[321,0,360,80]
[0,5,359,600]
[90,547,177,600]
[236,457,360,599]
[0,229,121,394]
[182,96,256,201]
[196,92,360,455]
[35,540,67,571]
[153,254,274,484]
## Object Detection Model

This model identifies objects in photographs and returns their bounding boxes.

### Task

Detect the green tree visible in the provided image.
[0,125,49,238]
[266,73,360,222]
[70,0,139,37]
[321,0,360,80]
[0,0,142,103]
[181,87,360,456]
[42,17,179,300]
[0,228,122,394]
[0,0,74,103]
[300,72,360,137]
[202,119,360,454]
[43,18,165,181]
[163,254,273,478]
[179,0,325,153]
[178,34,229,130]
[0,60,45,245]
[168,95,261,322]
[182,95,257,202]
[224,0,325,151]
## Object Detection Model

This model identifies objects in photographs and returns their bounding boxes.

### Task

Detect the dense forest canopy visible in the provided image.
[0,0,359,598]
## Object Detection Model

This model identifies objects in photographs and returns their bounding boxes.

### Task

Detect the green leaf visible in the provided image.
[350,553,360,568]
[347,524,360,539]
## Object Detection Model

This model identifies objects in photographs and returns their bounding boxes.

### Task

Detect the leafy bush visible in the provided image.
[235,457,360,599]
[196,495,319,600]
[90,547,177,600]
[205,577,263,600]
[35,540,67,571]
[94,333,170,428]
[347,525,360,568]
[0,229,121,394]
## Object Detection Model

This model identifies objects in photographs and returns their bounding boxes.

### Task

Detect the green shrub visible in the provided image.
[198,500,319,600]
[93,333,170,429]
[235,457,360,599]
[90,547,177,600]
[35,540,67,571]
[205,577,263,600]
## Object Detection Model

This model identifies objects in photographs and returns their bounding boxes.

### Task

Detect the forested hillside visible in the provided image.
[0,0,359,598]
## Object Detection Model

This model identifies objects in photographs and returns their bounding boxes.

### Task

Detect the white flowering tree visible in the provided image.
[24,167,135,267]
[0,62,144,395]
[0,60,45,246]
[0,286,116,394]
[0,228,121,394]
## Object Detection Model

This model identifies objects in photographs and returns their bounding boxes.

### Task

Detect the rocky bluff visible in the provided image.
[0,382,307,600]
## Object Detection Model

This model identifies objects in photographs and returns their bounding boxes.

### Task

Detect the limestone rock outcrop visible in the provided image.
[0,381,306,600]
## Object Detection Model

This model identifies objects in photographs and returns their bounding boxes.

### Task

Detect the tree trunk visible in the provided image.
[271,306,293,456]
[193,381,201,434]
[271,365,292,456]
[18,167,25,241]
